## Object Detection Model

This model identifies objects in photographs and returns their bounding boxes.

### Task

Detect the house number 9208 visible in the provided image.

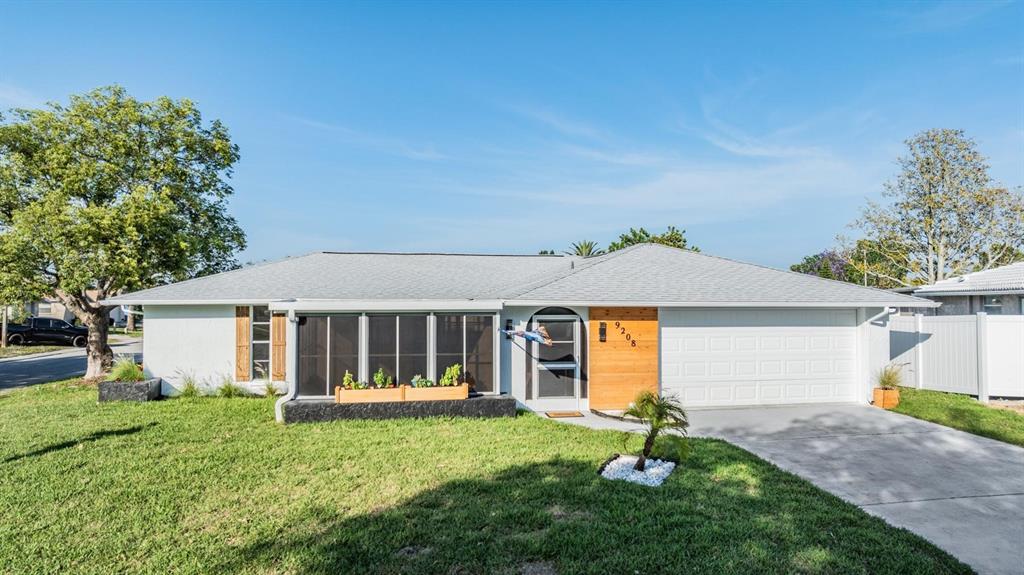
[613,321,638,348]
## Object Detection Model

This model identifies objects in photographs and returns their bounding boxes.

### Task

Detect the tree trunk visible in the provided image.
[634,432,658,471]
[84,312,113,379]
[1,306,7,349]
[126,306,135,332]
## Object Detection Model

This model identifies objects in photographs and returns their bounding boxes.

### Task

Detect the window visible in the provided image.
[37,303,52,314]
[398,315,428,385]
[368,315,398,382]
[297,316,328,396]
[982,296,1003,315]
[297,315,359,396]
[436,314,495,393]
[294,311,498,397]
[368,314,428,385]
[464,316,494,393]
[251,306,271,380]
[329,315,360,386]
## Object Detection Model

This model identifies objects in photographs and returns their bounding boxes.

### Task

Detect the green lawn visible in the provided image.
[0,344,67,359]
[893,386,1024,447]
[0,381,970,575]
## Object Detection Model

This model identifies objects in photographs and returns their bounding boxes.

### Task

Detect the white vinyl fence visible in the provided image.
[890,313,1024,400]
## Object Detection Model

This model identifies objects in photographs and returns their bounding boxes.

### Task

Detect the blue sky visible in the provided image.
[1,1,1021,268]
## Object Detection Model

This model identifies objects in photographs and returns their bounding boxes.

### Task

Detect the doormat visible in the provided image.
[545,411,583,418]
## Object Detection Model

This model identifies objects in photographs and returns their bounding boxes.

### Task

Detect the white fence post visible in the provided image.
[914,313,924,389]
[976,312,989,403]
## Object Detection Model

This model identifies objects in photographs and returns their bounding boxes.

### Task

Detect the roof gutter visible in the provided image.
[503,299,940,308]
[269,299,504,312]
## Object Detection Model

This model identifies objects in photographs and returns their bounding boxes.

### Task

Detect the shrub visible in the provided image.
[372,368,393,389]
[623,390,689,471]
[410,374,435,388]
[217,375,246,398]
[179,381,202,398]
[877,364,903,390]
[107,356,144,382]
[439,364,461,387]
[263,381,278,397]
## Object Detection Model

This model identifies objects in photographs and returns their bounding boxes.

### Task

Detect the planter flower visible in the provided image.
[403,369,469,401]
[98,356,160,402]
[335,369,404,403]
[873,363,903,409]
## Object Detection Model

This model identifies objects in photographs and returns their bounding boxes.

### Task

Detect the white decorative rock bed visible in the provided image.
[599,454,676,487]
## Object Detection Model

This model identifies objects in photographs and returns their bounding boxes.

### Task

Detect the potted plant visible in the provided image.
[98,355,161,402]
[403,366,469,401]
[334,369,404,403]
[873,364,903,409]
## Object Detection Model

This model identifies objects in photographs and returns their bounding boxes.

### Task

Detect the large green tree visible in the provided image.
[855,129,1024,286]
[0,86,245,377]
[607,226,698,252]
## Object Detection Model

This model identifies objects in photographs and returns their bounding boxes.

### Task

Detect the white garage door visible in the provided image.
[660,309,858,407]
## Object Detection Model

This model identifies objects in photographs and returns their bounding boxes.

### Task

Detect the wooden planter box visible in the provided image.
[335,386,405,404]
[403,383,469,402]
[873,388,900,409]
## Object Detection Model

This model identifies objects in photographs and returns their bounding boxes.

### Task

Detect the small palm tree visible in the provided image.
[566,240,605,257]
[624,390,689,471]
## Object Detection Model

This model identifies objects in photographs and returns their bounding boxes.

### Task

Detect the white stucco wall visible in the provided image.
[143,304,236,396]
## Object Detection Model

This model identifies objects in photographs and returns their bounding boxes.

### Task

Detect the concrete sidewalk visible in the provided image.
[557,404,1024,575]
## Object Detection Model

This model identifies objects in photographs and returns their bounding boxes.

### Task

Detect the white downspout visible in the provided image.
[274,309,299,423]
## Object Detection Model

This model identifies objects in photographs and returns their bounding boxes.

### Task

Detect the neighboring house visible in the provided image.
[105,244,935,420]
[913,262,1024,316]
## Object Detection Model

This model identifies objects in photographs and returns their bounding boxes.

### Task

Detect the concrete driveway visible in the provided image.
[690,404,1024,575]
[561,404,1024,575]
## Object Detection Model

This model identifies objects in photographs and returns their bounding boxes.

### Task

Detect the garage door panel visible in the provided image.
[660,309,858,407]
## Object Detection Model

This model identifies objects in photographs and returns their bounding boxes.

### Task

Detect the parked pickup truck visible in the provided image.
[6,317,88,347]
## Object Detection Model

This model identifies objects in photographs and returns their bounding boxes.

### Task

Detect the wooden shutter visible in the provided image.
[271,313,287,381]
[235,306,251,382]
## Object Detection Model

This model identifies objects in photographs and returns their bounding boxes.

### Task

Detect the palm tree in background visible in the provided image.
[566,240,605,257]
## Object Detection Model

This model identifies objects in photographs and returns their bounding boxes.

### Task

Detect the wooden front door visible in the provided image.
[588,307,659,411]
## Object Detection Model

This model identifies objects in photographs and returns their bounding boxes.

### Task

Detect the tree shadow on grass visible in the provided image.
[212,448,970,575]
[1,422,156,464]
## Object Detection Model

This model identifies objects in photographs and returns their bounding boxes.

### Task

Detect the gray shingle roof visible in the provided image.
[108,244,935,307]
[503,244,933,306]
[914,262,1024,295]
[108,252,576,303]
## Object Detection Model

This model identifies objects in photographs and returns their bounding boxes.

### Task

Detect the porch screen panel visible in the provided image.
[397,315,428,384]
[329,315,360,388]
[297,316,328,396]
[368,315,397,382]
[436,314,463,383]
[465,315,494,392]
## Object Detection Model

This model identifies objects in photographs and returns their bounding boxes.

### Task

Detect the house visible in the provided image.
[104,244,936,421]
[912,262,1024,315]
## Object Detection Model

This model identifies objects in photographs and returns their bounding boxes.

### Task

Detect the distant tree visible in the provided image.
[607,226,698,252]
[974,244,1024,271]
[791,250,850,282]
[854,129,1024,286]
[565,240,605,257]
[792,241,909,289]
[0,86,245,377]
